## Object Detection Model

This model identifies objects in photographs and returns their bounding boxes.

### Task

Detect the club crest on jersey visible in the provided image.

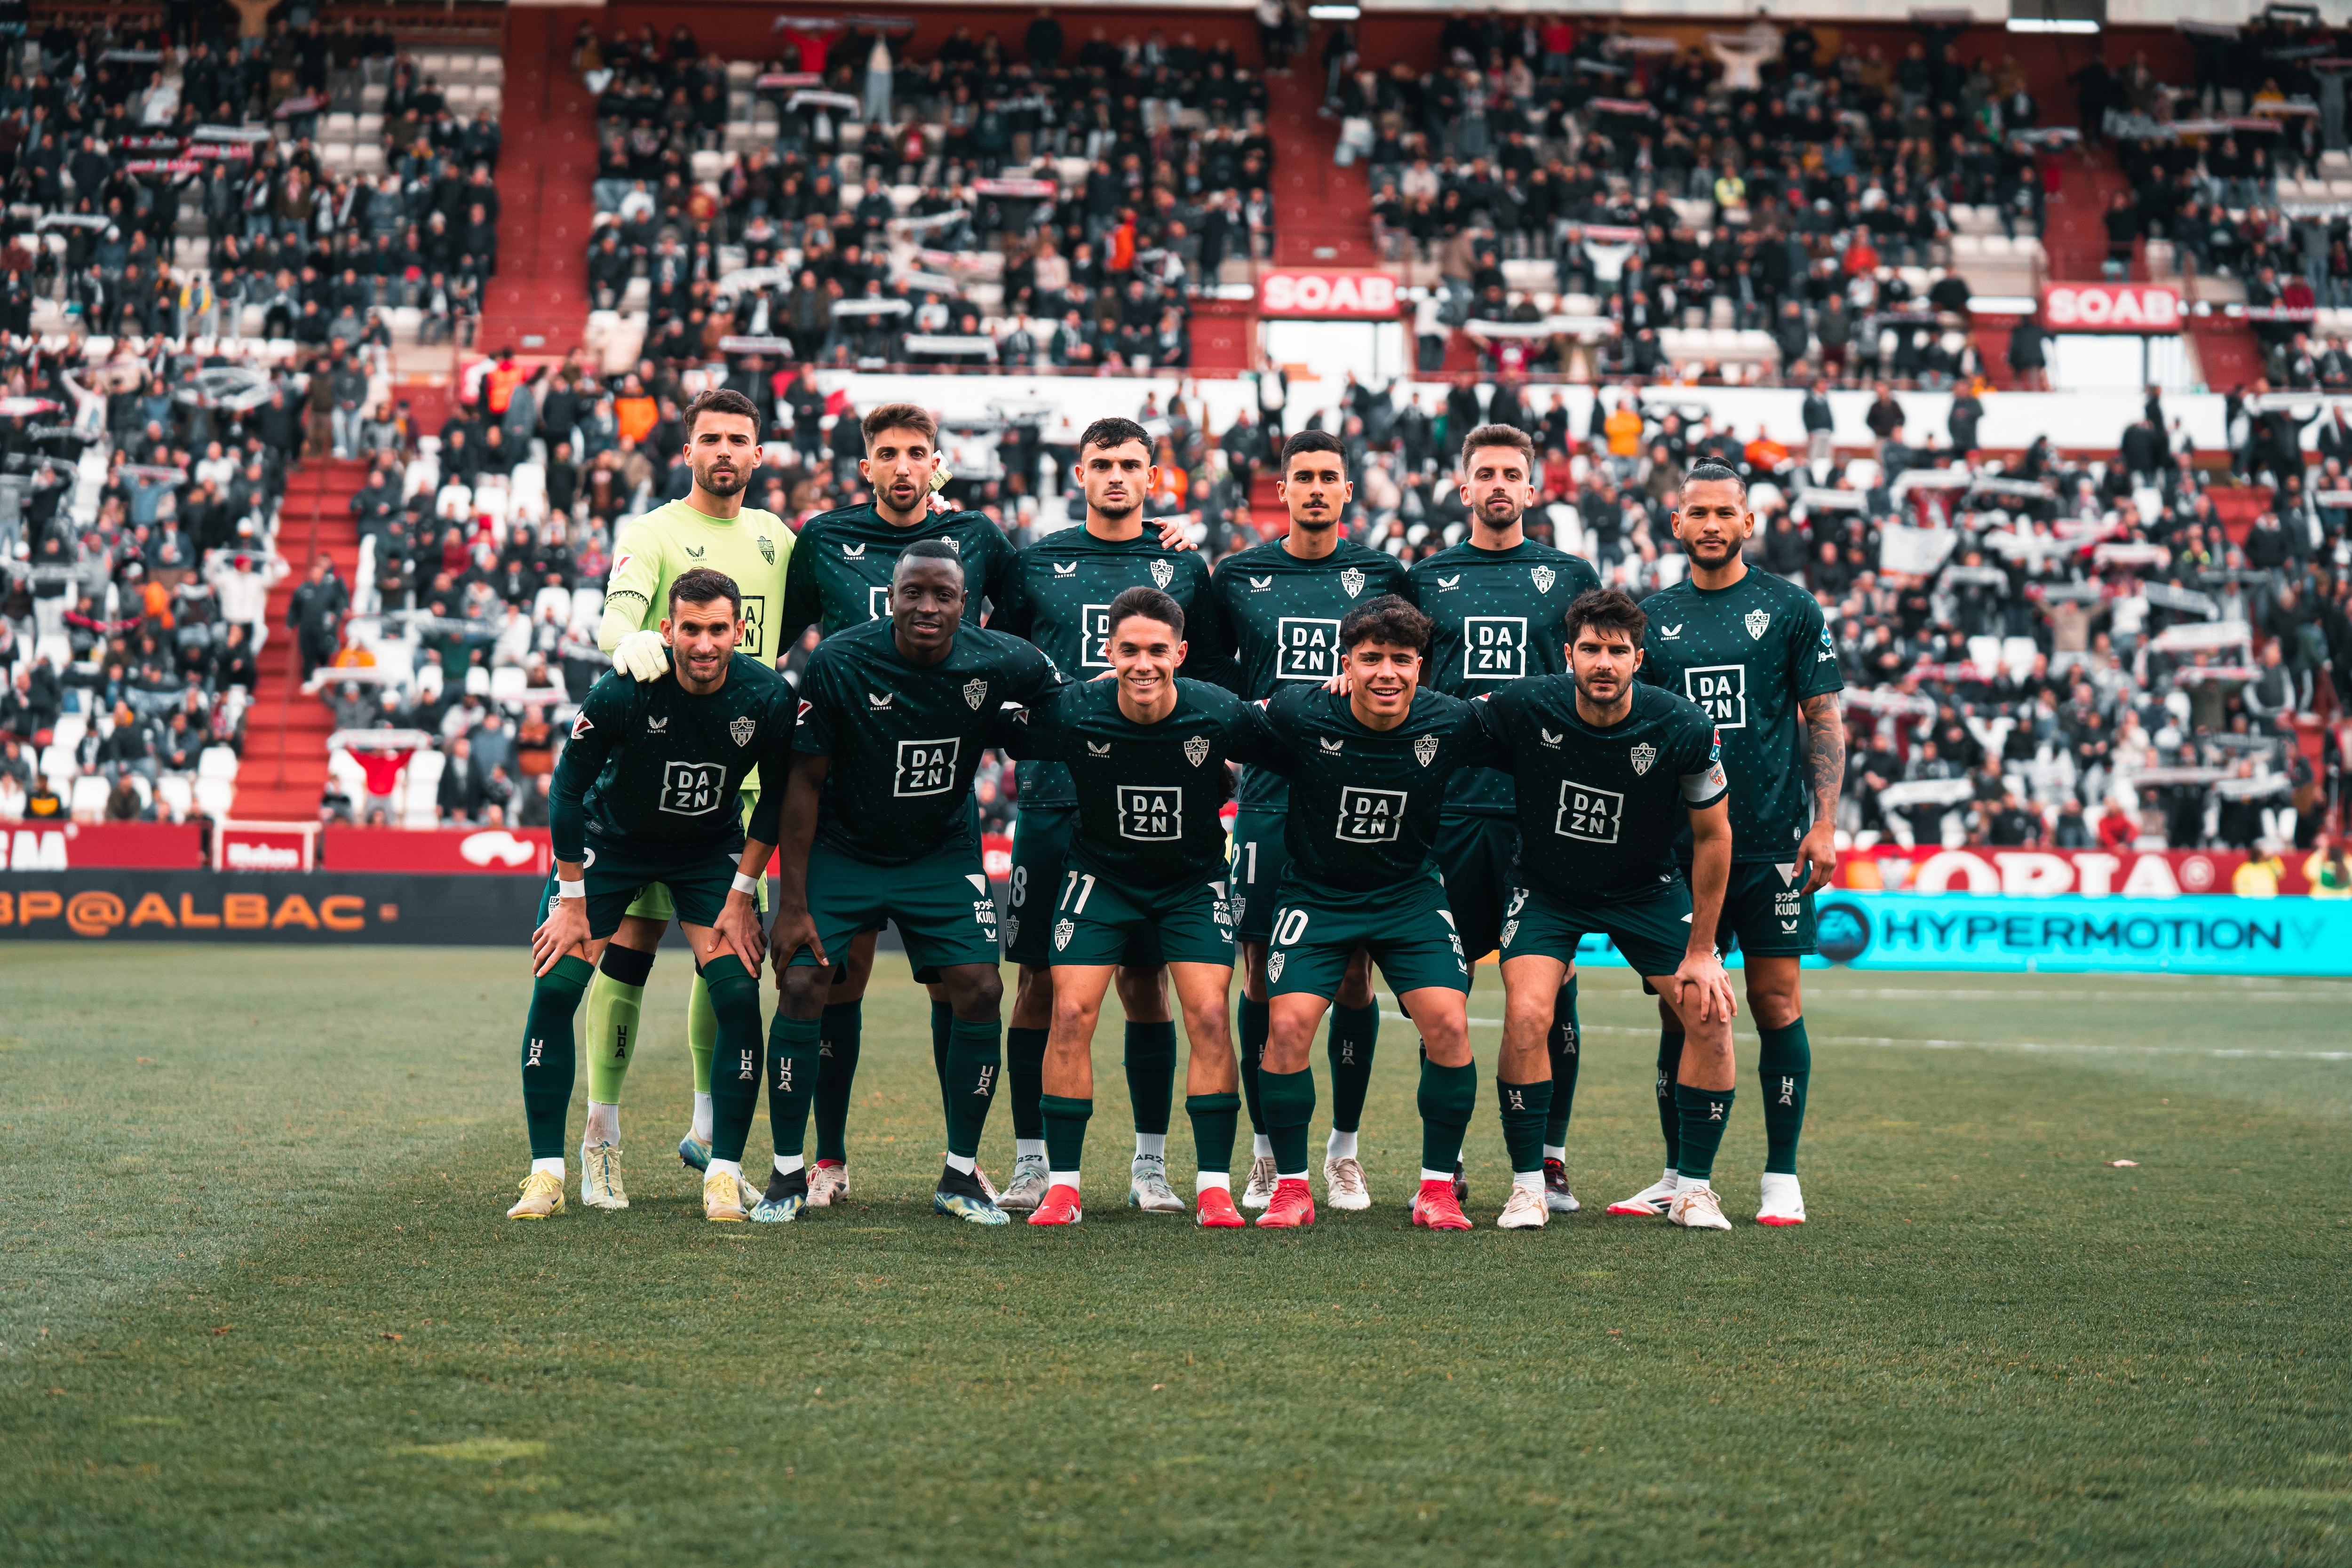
[1266,950,1286,982]
[963,679,988,709]
[1053,561,1079,576]
[758,535,774,564]
[1151,559,1175,589]
[842,542,866,558]
[1414,733,1439,766]
[942,536,961,550]
[796,699,812,722]
[1629,741,1657,775]
[1183,735,1210,767]
[731,716,756,747]
[1532,565,1557,593]
[1745,609,1771,639]
[571,712,594,739]
[1339,567,1366,598]
[1053,918,1074,951]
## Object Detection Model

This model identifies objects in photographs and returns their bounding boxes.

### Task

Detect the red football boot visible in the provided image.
[1255,1177,1317,1229]
[1411,1178,1473,1231]
[1027,1183,1084,1226]
[1195,1186,1245,1228]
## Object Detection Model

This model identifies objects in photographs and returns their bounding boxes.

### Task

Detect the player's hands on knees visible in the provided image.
[710,895,764,978]
[611,629,669,681]
[1673,950,1738,1024]
[767,907,826,975]
[532,899,590,977]
[1797,820,1838,895]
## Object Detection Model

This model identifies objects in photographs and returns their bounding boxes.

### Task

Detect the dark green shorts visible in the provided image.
[787,840,1003,976]
[1433,810,1517,963]
[624,791,764,921]
[1499,879,1694,979]
[1267,868,1470,1000]
[1227,804,1288,944]
[542,829,740,940]
[1049,863,1231,968]
[1003,802,1162,969]
[1713,860,1819,958]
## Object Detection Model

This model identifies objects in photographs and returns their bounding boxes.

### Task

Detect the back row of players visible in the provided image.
[507,390,1845,1232]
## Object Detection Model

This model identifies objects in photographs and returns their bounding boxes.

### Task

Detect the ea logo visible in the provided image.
[1816,900,1871,965]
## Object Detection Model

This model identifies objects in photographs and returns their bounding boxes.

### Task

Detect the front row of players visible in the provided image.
[514,548,1750,1232]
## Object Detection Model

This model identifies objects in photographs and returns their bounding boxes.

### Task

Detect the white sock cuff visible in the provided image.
[1542,1143,1566,1162]
[1015,1138,1047,1159]
[707,1157,742,1181]
[529,1156,565,1178]
[1277,1169,1309,1183]
[1326,1129,1358,1161]
[1134,1132,1167,1159]
[944,1152,976,1175]
[1048,1170,1082,1191]
[773,1154,806,1176]
[1419,1167,1453,1184]
[1512,1171,1545,1191]
[1252,1133,1274,1159]
[1195,1171,1231,1194]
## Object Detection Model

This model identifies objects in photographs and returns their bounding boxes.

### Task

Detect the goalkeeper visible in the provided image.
[582,388,794,1208]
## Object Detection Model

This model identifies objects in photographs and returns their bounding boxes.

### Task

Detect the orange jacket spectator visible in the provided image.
[1744,433,1790,470]
[140,577,174,628]
[1109,219,1136,275]
[1604,405,1644,457]
[614,393,659,444]
[484,356,523,416]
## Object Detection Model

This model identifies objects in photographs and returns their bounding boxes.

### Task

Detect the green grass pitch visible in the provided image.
[0,944,2347,1566]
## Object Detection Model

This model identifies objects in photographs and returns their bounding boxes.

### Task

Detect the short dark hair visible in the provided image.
[894,537,964,578]
[1104,585,1184,640]
[668,566,742,616]
[1460,422,1535,470]
[1079,417,1152,458]
[1680,461,1748,501]
[861,402,938,450]
[1279,429,1346,473]
[683,388,759,436]
[1340,593,1430,653]
[1563,587,1646,646]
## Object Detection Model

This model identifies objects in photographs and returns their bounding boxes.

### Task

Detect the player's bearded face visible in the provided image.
[1569,629,1641,707]
[1675,479,1752,567]
[1461,449,1534,528]
[1079,442,1152,521]
[1279,459,1351,532]
[687,417,759,498]
[663,598,743,689]
[861,430,937,518]
[1344,641,1420,720]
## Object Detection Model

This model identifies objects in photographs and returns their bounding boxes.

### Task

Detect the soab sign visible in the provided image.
[2041,282,2181,333]
[1258,270,1399,318]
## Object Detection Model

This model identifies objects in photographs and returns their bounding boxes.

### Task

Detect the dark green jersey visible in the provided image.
[1007,677,1249,886]
[776,501,1019,645]
[1237,685,1497,894]
[1200,536,1408,811]
[987,526,1227,808]
[781,618,1064,865]
[1404,537,1601,817]
[551,655,799,861]
[1637,567,1841,863]
[1478,679,1728,903]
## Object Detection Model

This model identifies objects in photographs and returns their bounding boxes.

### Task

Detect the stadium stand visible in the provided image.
[1,6,2346,865]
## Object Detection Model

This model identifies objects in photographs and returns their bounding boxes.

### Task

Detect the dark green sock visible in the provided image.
[1757,1019,1813,1176]
[1327,1001,1379,1134]
[1674,1082,1737,1184]
[1416,1058,1477,1174]
[767,1012,821,1162]
[942,1016,1001,1160]
[1006,1026,1049,1142]
[520,955,593,1159]
[1123,1019,1177,1136]
[811,1000,862,1165]
[1655,1029,1685,1169]
[701,955,765,1164]
[1498,1075,1552,1176]
[1039,1094,1091,1176]
[1185,1091,1240,1179]
[1237,995,1270,1134]
[1543,976,1581,1145]
[1258,1067,1316,1176]
[930,1001,954,1121]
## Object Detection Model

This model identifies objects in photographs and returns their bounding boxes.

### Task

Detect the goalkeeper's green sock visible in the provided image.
[581,945,651,1147]
[686,971,717,1141]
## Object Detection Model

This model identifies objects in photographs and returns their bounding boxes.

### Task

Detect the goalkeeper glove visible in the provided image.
[611,629,669,681]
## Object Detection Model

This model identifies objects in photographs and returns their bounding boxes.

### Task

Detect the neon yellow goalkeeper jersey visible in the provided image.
[598,498,794,793]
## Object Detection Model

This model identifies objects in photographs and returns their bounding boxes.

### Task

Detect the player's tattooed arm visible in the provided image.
[1797,691,1845,894]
